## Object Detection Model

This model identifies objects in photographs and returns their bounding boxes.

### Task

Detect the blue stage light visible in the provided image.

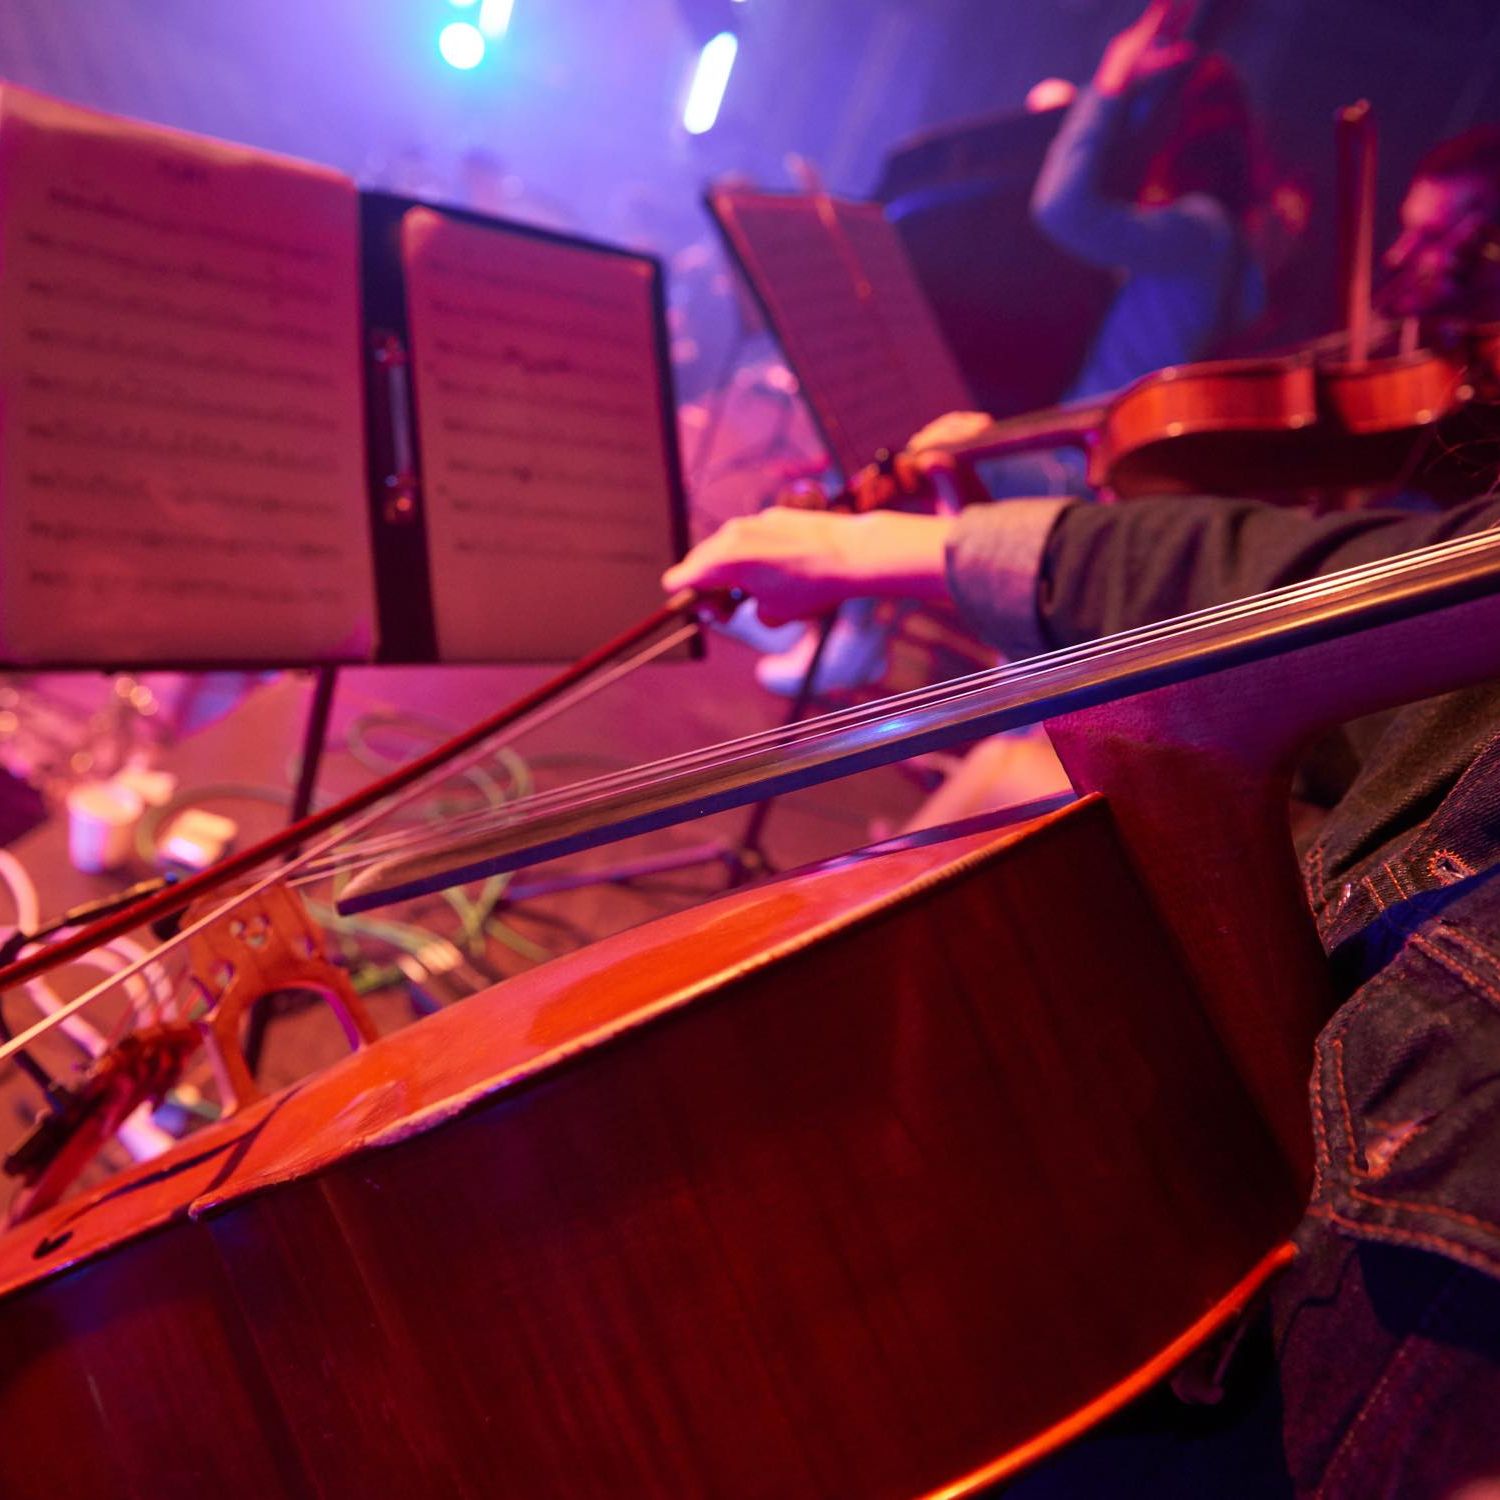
[478,0,514,37]
[683,31,738,135]
[439,21,487,69]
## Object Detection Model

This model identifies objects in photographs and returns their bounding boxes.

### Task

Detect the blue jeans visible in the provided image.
[992,1236,1500,1498]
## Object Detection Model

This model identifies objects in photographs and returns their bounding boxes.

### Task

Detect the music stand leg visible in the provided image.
[290,665,339,827]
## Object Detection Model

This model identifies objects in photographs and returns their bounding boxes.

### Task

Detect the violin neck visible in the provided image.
[946,400,1110,466]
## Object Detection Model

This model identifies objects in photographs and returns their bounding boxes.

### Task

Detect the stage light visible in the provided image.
[478,0,514,37]
[683,31,738,135]
[439,21,487,69]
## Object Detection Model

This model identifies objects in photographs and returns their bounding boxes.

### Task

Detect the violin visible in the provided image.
[1091,323,1499,503]
[2,527,1500,1495]
[837,101,1500,513]
[834,320,1500,514]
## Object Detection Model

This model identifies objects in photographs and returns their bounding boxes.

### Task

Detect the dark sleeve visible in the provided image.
[1030,86,1235,274]
[1036,494,1500,648]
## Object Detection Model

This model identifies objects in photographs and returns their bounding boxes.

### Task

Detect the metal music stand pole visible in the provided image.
[290,664,340,828]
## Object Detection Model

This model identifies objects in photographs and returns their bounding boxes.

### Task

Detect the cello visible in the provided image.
[2,527,1500,1496]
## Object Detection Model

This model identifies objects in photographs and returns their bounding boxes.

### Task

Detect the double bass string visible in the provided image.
[284,620,717,878]
[317,538,1467,880]
[322,526,1500,889]
[316,551,1381,873]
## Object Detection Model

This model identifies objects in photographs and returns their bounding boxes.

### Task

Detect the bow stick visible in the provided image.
[0,592,711,1000]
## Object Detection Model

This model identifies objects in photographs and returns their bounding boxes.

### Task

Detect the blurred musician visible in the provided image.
[1022,0,1267,479]
[758,0,1270,697]
[925,0,1272,504]
[1380,124,1500,323]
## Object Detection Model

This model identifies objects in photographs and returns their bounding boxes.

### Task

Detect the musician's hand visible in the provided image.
[662,509,956,626]
[1094,0,1197,97]
[908,410,994,451]
[847,411,998,514]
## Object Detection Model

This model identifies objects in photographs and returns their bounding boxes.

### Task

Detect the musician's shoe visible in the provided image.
[754,610,891,697]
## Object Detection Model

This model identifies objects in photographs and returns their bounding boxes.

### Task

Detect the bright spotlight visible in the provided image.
[683,31,738,136]
[439,21,487,70]
[478,0,514,36]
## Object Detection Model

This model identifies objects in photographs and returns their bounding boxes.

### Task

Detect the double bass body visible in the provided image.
[0,798,1300,1499]
[12,514,1498,1494]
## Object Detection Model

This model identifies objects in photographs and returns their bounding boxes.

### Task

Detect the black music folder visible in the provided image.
[0,84,689,670]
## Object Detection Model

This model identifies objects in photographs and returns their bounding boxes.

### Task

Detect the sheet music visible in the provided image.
[0,86,374,665]
[710,191,973,478]
[830,200,973,421]
[400,207,682,662]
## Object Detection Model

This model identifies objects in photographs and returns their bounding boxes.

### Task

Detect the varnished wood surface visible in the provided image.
[1049,582,1500,1174]
[0,799,1302,1498]
[1081,344,1495,501]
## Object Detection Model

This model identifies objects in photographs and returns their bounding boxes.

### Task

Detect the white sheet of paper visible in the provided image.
[830,199,973,423]
[711,191,972,478]
[400,208,681,662]
[0,86,374,665]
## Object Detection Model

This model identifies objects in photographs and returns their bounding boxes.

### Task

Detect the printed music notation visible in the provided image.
[829,201,973,424]
[710,191,972,479]
[0,85,375,665]
[433,377,642,422]
[26,515,344,562]
[23,326,339,390]
[439,413,646,454]
[401,207,681,663]
[25,369,340,433]
[28,466,345,522]
[23,568,346,609]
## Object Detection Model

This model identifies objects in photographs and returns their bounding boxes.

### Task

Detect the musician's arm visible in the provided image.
[663,493,1500,657]
[1030,85,1235,276]
[948,494,1500,655]
[662,508,954,626]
